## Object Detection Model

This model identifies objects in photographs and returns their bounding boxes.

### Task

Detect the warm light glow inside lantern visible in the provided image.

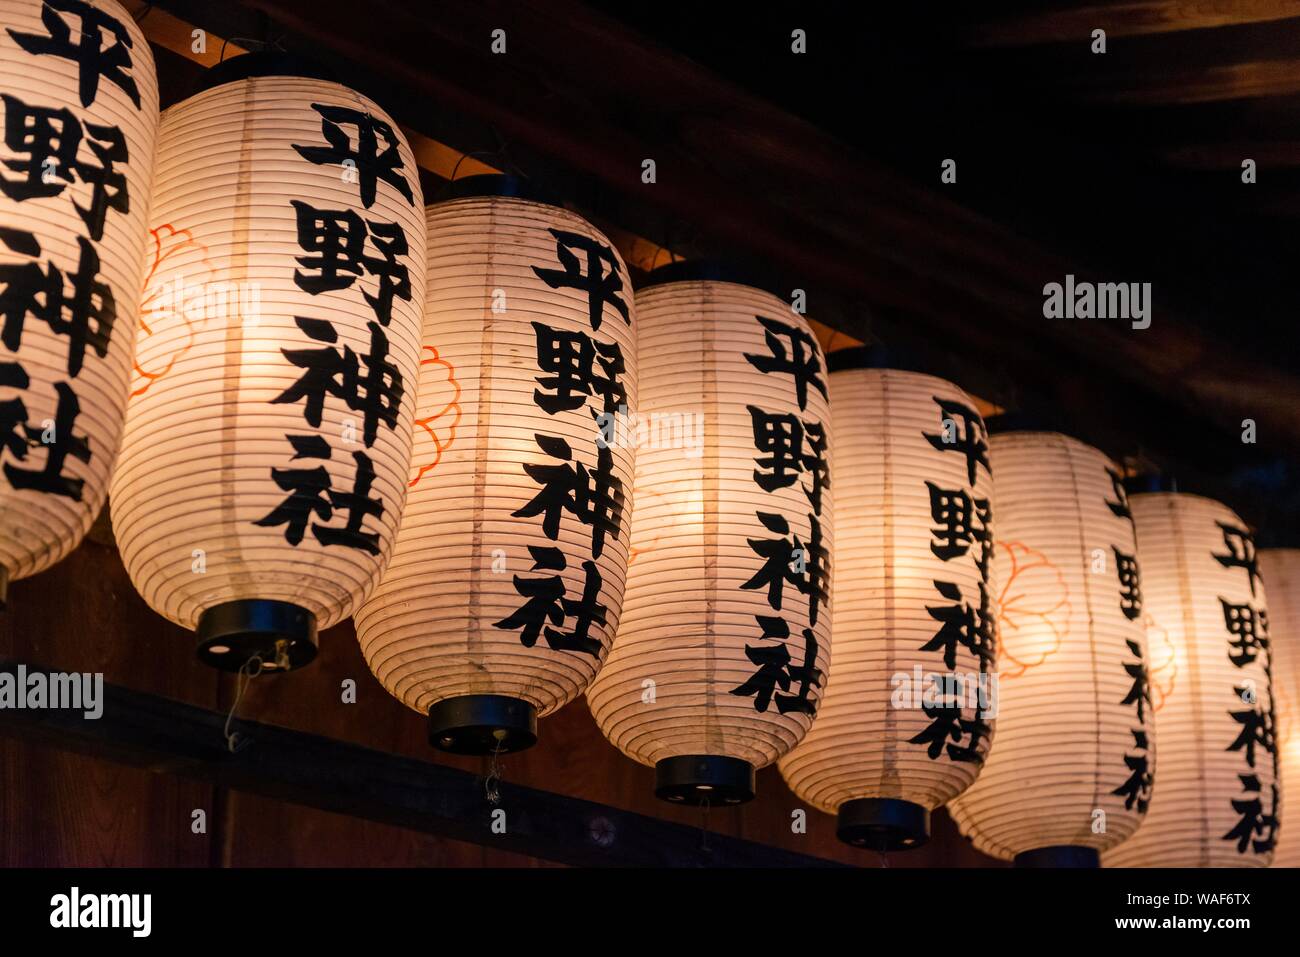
[947,428,1153,868]
[0,0,158,605]
[1259,548,1299,867]
[779,354,994,847]
[110,55,425,671]
[586,266,832,805]
[353,176,638,753]
[1103,491,1278,867]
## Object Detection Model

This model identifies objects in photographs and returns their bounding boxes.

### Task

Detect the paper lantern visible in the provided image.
[1259,548,1299,867]
[779,351,995,846]
[1103,490,1278,867]
[110,55,425,671]
[585,265,832,804]
[0,0,157,605]
[946,427,1153,867]
[353,176,637,752]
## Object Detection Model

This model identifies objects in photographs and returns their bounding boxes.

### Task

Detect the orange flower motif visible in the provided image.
[133,224,212,398]
[1143,612,1178,712]
[409,345,462,487]
[995,540,1071,678]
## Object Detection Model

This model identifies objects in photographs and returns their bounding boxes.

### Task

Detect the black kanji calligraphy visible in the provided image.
[923,397,990,486]
[531,322,626,415]
[514,433,624,559]
[743,315,827,412]
[0,228,115,376]
[293,104,414,208]
[8,0,142,109]
[273,316,403,447]
[531,229,629,332]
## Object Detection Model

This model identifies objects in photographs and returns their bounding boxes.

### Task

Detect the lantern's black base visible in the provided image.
[1014,845,1100,869]
[428,695,538,755]
[0,564,8,610]
[837,798,931,851]
[654,755,755,806]
[195,600,318,673]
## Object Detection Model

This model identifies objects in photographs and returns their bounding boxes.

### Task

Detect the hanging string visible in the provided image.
[483,735,506,805]
[223,655,263,753]
[698,798,711,854]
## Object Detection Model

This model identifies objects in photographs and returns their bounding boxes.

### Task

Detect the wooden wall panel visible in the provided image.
[2,539,1001,866]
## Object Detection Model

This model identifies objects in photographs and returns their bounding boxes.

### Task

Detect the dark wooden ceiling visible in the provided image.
[143,0,1300,540]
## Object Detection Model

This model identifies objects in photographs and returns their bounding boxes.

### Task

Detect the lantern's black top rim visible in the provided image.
[1013,845,1101,868]
[826,343,963,382]
[1123,473,1180,494]
[984,411,1095,448]
[437,173,566,208]
[654,755,756,806]
[635,259,787,302]
[192,52,339,95]
[836,797,931,852]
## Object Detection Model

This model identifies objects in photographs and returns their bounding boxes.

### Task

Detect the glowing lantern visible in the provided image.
[586,264,832,805]
[1103,490,1278,867]
[1258,548,1299,867]
[354,176,637,752]
[780,350,994,846]
[110,55,425,671]
[947,427,1154,867]
[0,0,157,604]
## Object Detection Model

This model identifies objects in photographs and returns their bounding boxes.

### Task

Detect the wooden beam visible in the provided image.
[0,660,843,868]
[966,1,1300,47]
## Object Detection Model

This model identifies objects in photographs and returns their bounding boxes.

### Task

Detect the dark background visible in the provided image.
[4,0,1299,866]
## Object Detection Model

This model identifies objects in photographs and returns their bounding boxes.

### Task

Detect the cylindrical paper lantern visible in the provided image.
[586,264,832,804]
[947,427,1154,867]
[0,0,158,604]
[1259,548,1299,867]
[1103,491,1278,867]
[780,351,995,846]
[354,175,637,753]
[111,55,425,671]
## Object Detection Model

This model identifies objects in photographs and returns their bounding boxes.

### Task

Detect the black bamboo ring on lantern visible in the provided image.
[654,755,756,806]
[195,600,318,673]
[427,695,538,755]
[1013,845,1101,869]
[634,258,789,302]
[836,798,931,851]
[437,172,566,207]
[190,51,338,95]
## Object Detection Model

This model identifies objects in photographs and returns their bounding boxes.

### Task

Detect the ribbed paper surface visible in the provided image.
[587,280,833,770]
[0,0,157,582]
[1104,493,1277,867]
[1259,548,1299,868]
[948,432,1153,859]
[780,368,993,813]
[355,196,637,717]
[112,75,424,630]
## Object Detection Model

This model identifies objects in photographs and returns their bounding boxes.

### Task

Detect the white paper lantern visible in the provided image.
[1259,548,1299,867]
[1103,491,1278,867]
[585,267,832,804]
[110,56,425,671]
[779,356,995,846]
[0,0,157,604]
[947,429,1153,866]
[354,176,637,752]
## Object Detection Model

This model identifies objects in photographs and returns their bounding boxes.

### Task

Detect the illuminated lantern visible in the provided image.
[1103,489,1277,867]
[586,264,831,805]
[1259,548,1299,867]
[947,426,1153,867]
[780,349,994,846]
[110,55,425,671]
[0,0,157,605]
[354,176,637,752]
